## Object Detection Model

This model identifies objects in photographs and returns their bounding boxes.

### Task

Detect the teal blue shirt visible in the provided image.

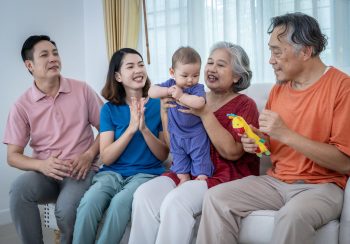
[99,98,165,177]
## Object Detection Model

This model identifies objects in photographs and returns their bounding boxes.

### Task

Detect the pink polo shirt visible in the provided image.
[3,76,103,162]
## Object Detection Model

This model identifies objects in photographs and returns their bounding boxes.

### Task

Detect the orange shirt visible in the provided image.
[266,67,350,189]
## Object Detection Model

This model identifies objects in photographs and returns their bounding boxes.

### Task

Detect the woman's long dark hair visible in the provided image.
[101,48,151,104]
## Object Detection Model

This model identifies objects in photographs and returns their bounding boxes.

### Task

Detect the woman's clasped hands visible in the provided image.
[129,96,148,133]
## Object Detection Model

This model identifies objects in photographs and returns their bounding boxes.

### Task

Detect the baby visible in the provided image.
[148,46,214,184]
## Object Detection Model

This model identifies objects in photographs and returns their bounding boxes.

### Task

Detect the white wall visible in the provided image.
[0,0,107,225]
[84,0,108,95]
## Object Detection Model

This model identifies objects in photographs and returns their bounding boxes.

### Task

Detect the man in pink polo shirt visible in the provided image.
[3,35,103,244]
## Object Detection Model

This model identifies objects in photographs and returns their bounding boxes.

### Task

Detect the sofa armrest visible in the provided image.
[339,177,350,244]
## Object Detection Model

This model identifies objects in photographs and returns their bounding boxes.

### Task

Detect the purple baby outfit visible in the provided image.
[158,79,213,176]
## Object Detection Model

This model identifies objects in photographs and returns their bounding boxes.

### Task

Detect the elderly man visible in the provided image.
[197,12,350,244]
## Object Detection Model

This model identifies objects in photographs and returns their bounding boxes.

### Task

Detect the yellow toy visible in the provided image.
[227,113,271,157]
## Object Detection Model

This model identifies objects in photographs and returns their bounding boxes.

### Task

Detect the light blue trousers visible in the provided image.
[73,171,156,244]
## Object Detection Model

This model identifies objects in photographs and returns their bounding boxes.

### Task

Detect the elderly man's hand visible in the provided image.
[259,109,290,143]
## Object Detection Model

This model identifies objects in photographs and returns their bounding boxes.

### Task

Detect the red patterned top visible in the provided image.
[163,94,260,188]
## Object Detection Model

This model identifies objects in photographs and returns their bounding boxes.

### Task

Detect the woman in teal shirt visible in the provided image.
[73,48,169,244]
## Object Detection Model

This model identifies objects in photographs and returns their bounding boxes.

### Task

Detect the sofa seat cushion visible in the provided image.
[315,220,339,244]
[238,210,339,244]
[239,210,275,244]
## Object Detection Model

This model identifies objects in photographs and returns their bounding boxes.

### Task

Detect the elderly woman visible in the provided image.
[128,41,260,244]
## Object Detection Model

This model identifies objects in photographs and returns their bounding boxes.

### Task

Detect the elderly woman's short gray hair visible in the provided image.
[209,41,252,92]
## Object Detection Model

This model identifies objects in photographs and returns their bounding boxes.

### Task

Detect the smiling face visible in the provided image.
[24,40,61,81]
[171,62,201,89]
[268,26,305,83]
[204,48,238,93]
[115,53,147,91]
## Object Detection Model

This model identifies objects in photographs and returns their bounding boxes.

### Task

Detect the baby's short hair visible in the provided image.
[171,46,201,69]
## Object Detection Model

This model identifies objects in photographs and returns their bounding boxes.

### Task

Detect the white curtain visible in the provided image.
[139,0,350,84]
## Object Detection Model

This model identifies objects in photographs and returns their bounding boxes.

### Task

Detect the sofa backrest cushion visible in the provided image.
[242,83,274,112]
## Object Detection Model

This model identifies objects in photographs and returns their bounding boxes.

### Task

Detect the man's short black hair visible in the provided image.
[21,35,57,62]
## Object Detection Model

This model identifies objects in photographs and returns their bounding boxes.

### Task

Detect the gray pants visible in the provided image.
[9,170,94,244]
[196,175,344,244]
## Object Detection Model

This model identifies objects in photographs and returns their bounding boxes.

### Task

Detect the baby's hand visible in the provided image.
[168,86,176,96]
[195,175,208,181]
[177,173,190,185]
[169,85,184,100]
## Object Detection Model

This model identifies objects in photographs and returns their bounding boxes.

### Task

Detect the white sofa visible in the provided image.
[44,83,350,244]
